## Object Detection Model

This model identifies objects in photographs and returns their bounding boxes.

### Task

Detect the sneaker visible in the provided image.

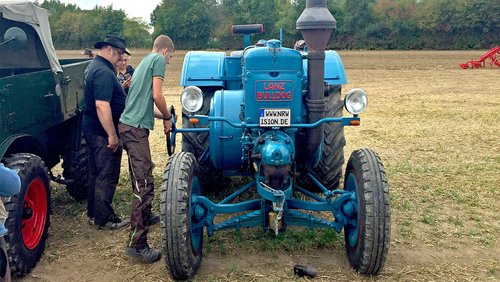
[88,217,95,225]
[147,214,160,226]
[99,217,130,230]
[125,246,161,263]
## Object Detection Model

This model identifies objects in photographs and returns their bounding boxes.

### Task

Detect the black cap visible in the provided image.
[94,35,131,55]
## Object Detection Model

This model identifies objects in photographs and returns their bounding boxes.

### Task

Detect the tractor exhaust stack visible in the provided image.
[296,0,336,169]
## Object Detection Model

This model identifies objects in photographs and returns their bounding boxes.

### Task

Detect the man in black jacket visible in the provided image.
[83,35,131,230]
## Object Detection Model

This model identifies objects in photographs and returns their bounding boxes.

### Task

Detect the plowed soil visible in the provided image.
[17,49,499,281]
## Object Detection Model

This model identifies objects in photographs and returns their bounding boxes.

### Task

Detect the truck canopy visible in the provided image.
[0,1,61,72]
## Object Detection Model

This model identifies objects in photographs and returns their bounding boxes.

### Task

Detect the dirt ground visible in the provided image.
[16,49,499,281]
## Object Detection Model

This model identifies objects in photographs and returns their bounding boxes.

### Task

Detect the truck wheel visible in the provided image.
[312,85,346,189]
[3,153,51,277]
[160,152,203,280]
[182,86,222,192]
[62,138,89,201]
[343,149,390,275]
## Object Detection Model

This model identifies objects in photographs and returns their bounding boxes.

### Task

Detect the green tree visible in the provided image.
[152,0,215,49]
[124,18,152,48]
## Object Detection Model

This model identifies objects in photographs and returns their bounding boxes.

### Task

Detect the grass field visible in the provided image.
[20,49,500,281]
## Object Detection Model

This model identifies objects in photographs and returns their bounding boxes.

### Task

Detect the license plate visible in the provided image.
[259,108,291,127]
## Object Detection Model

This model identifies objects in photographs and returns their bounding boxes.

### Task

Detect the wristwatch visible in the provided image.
[163,115,172,121]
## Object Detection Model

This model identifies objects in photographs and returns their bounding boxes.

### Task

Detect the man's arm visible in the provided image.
[95,100,119,150]
[152,77,172,134]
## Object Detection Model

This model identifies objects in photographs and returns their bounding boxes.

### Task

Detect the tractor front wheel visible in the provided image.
[343,149,390,275]
[160,152,203,280]
[3,153,51,277]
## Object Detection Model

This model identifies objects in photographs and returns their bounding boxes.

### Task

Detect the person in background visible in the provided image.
[83,35,130,230]
[82,48,94,58]
[119,35,174,264]
[116,51,134,95]
[0,163,21,282]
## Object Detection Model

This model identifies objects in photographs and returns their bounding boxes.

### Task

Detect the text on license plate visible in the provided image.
[259,108,291,127]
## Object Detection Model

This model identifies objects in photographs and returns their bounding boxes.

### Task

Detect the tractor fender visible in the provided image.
[303,50,347,85]
[0,134,46,161]
[181,51,226,87]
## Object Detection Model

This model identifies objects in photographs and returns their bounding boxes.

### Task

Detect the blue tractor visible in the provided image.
[160,0,390,279]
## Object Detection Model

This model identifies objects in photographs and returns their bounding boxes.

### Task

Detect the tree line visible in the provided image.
[38,0,499,50]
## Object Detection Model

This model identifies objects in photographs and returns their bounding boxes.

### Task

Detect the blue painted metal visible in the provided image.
[243,40,304,125]
[176,115,359,129]
[303,50,347,85]
[180,48,345,89]
[254,131,295,166]
[180,51,226,87]
[209,89,244,170]
[176,32,359,241]
[343,172,360,248]
[187,176,358,236]
[190,175,203,252]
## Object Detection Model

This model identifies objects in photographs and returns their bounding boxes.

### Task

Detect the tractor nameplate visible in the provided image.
[255,80,293,101]
[259,108,291,127]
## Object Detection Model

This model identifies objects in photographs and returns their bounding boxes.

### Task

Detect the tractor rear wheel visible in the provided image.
[343,149,390,275]
[181,86,223,192]
[310,85,346,189]
[160,152,203,280]
[3,153,51,277]
[62,138,89,201]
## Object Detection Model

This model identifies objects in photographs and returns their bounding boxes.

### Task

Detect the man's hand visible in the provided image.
[122,77,131,89]
[107,134,119,151]
[163,119,172,135]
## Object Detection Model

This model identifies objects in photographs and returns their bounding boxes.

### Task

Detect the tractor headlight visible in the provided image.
[344,89,368,115]
[181,86,203,113]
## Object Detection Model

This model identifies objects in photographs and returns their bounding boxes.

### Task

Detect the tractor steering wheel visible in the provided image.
[166,105,176,156]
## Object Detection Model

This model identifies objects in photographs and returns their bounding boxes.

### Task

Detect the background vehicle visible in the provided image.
[0,2,90,276]
[160,0,390,280]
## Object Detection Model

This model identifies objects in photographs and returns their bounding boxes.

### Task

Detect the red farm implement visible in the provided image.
[460,46,500,69]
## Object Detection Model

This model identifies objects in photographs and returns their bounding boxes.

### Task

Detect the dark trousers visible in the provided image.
[118,123,154,248]
[0,238,10,282]
[84,132,123,226]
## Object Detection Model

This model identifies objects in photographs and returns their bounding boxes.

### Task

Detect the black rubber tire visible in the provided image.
[344,148,390,275]
[3,153,51,277]
[62,138,89,201]
[181,86,223,192]
[310,85,346,189]
[160,152,203,280]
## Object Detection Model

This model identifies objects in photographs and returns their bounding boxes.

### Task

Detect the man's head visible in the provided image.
[95,35,130,65]
[152,35,175,65]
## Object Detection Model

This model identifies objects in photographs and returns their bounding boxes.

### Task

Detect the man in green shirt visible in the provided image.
[119,35,174,263]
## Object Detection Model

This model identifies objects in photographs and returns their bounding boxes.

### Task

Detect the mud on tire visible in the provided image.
[3,153,51,277]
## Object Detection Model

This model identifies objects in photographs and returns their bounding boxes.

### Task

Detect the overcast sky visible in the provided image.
[52,0,161,24]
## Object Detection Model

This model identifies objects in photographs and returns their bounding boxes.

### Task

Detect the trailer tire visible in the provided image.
[160,152,203,280]
[3,153,51,277]
[182,86,223,192]
[62,138,89,201]
[343,149,390,275]
[309,85,346,190]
